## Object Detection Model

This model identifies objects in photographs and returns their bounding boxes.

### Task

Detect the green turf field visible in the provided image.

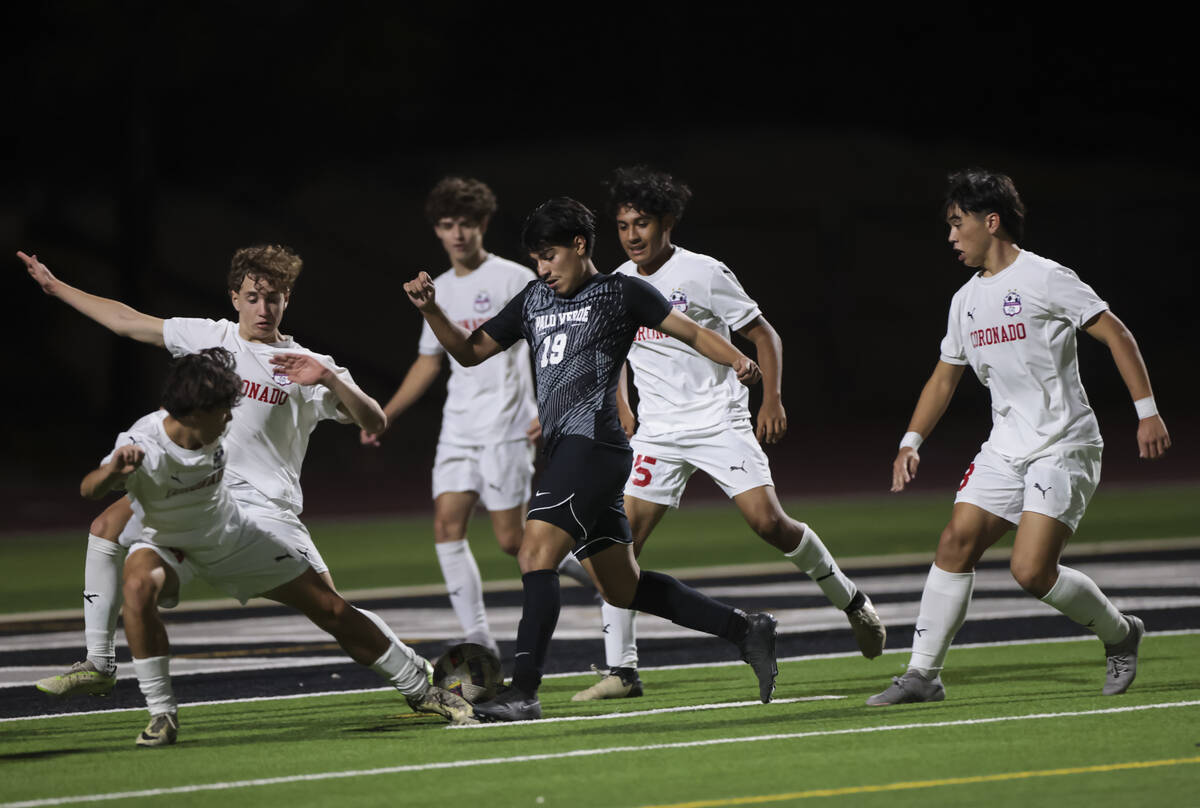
[2,635,1197,808]
[2,483,1198,614]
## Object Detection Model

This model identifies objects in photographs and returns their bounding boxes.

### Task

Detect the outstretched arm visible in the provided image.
[403,272,503,367]
[270,354,387,435]
[891,360,966,492]
[1084,311,1171,459]
[361,353,444,445]
[737,316,785,444]
[18,251,165,346]
[81,445,145,499]
[657,310,761,385]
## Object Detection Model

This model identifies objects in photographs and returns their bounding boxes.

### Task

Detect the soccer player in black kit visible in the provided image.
[404,197,779,721]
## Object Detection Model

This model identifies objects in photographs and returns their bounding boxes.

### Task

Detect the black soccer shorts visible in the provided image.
[527,436,634,560]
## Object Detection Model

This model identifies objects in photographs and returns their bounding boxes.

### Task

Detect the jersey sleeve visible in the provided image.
[480,281,533,349]
[162,318,229,358]
[622,275,673,328]
[417,320,445,357]
[938,293,969,365]
[1043,267,1109,328]
[707,262,762,331]
[303,353,359,423]
[100,430,163,491]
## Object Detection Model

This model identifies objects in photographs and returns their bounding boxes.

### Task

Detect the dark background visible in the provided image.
[3,5,1195,529]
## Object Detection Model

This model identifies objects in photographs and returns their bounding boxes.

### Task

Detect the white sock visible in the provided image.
[785,524,856,610]
[601,601,638,669]
[1041,565,1128,645]
[133,655,175,716]
[84,535,123,673]
[370,641,430,697]
[557,553,593,588]
[908,564,975,674]
[435,539,493,646]
[356,607,402,647]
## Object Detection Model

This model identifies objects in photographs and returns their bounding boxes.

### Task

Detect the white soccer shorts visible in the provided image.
[229,482,329,575]
[625,421,774,508]
[954,441,1102,532]
[432,438,535,511]
[128,521,309,606]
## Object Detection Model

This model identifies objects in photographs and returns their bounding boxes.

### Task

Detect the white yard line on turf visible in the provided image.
[3,700,1199,808]
[449,696,845,729]
[3,628,1197,722]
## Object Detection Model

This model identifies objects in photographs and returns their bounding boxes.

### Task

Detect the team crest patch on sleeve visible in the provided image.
[474,291,491,313]
[1002,290,1022,317]
[669,288,688,312]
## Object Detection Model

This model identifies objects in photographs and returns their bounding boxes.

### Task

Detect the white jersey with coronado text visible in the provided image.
[939,249,1108,459]
[104,411,241,549]
[163,318,354,514]
[418,255,537,445]
[614,246,761,437]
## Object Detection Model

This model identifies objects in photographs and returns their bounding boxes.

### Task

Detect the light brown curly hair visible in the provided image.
[227,244,303,294]
[424,176,497,226]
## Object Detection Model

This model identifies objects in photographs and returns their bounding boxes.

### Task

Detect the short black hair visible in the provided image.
[161,348,243,418]
[605,165,692,221]
[425,176,498,225]
[521,197,597,257]
[945,168,1026,243]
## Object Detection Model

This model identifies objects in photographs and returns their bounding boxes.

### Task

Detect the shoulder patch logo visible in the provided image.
[669,288,688,312]
[474,291,491,313]
[272,371,292,386]
[1003,290,1022,317]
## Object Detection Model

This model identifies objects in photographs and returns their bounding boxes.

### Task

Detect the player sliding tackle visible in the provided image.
[81,349,475,746]
[405,197,779,722]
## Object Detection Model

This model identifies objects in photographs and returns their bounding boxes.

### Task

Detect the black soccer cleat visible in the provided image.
[737,612,778,703]
[472,684,543,722]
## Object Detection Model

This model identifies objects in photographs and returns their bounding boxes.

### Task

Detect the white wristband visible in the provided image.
[899,431,924,451]
[1134,396,1158,419]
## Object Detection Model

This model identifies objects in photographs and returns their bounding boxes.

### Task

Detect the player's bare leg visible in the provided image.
[264,568,474,723]
[1012,511,1142,694]
[35,497,133,697]
[122,548,181,746]
[432,490,500,655]
[868,503,1010,705]
[734,484,886,658]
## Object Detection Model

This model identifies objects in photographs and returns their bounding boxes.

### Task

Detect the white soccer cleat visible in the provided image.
[865,669,945,706]
[136,712,179,747]
[35,660,117,698]
[844,591,886,659]
[1102,614,1145,695]
[407,684,478,725]
[571,665,644,701]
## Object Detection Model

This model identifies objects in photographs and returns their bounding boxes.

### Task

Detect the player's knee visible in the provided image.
[747,509,787,544]
[122,571,159,610]
[432,516,468,543]
[89,514,122,542]
[936,523,978,569]
[496,533,521,556]
[1010,558,1055,597]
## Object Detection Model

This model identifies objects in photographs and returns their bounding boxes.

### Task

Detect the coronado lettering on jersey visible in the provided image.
[165,469,224,498]
[241,379,290,406]
[970,323,1027,348]
[534,306,593,333]
[635,325,668,342]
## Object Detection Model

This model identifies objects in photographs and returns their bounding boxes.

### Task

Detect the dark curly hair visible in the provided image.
[425,176,498,225]
[227,245,303,295]
[161,347,243,418]
[521,198,596,257]
[945,168,1026,243]
[605,165,693,221]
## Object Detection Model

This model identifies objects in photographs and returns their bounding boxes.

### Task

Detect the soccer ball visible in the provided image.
[432,643,502,703]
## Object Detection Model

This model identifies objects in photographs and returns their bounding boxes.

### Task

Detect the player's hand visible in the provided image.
[271,353,334,386]
[360,428,382,447]
[403,272,438,311]
[733,356,761,386]
[526,417,542,444]
[618,408,636,439]
[891,447,920,492]
[108,445,145,477]
[755,399,787,445]
[1137,415,1171,459]
[17,251,59,295]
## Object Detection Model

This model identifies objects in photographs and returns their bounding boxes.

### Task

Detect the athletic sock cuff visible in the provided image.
[434,539,469,558]
[87,535,124,556]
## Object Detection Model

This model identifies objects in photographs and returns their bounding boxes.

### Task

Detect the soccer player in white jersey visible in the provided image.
[867,169,1171,706]
[19,245,407,697]
[572,167,886,701]
[81,348,473,745]
[362,177,538,657]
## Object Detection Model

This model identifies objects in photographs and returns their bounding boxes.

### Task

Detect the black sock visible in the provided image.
[630,570,749,643]
[511,570,561,696]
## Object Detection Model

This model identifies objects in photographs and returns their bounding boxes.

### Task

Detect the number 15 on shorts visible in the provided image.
[631,454,657,487]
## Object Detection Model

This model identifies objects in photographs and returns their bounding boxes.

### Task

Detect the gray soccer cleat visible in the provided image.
[36,660,117,698]
[407,684,478,725]
[571,665,644,701]
[845,591,886,659]
[136,712,179,747]
[865,669,946,706]
[737,612,778,703]
[1102,614,1145,695]
[473,685,543,722]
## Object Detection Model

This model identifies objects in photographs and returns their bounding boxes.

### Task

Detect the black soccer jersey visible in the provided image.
[481,272,672,452]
